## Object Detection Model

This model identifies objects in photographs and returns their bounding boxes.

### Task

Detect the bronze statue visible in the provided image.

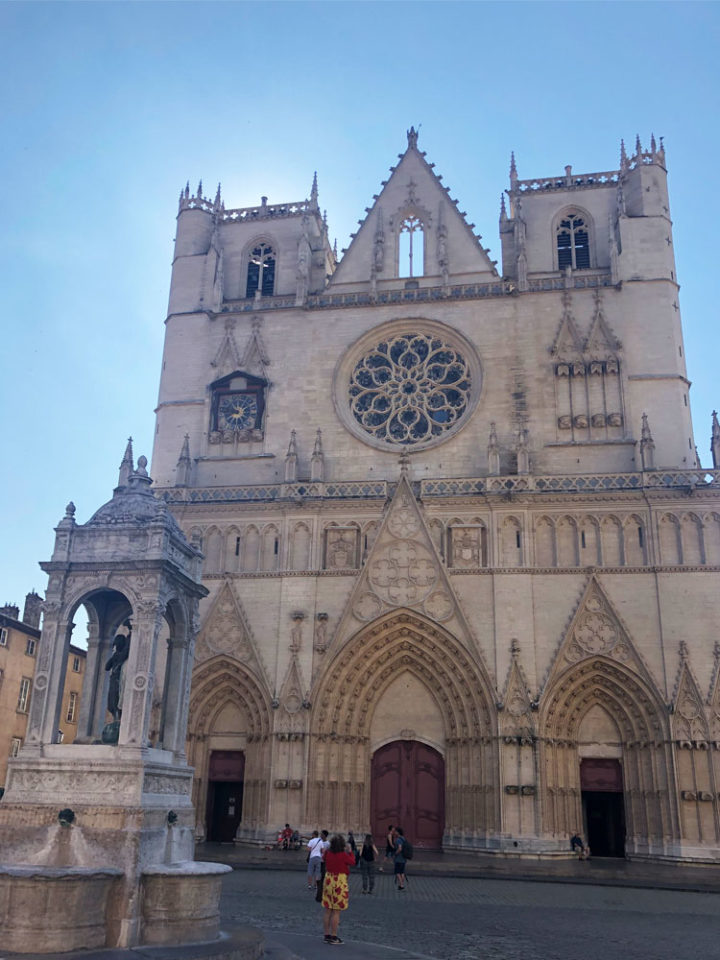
[105,634,130,722]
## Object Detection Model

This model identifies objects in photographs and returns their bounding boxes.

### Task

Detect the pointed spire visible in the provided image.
[499,194,507,222]
[487,422,500,476]
[635,134,642,158]
[185,181,190,199]
[650,133,657,154]
[176,434,192,487]
[509,151,518,188]
[333,238,338,259]
[118,437,134,488]
[311,429,325,482]
[309,170,319,210]
[620,139,629,172]
[711,410,720,469]
[214,182,222,211]
[640,413,656,471]
[196,179,203,199]
[284,430,298,482]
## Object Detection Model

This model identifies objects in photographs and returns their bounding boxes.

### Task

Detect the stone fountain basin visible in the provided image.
[0,864,123,953]
[141,861,232,946]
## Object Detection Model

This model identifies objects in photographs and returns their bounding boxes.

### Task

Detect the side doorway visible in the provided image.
[580,757,625,857]
[206,750,245,842]
[371,740,444,849]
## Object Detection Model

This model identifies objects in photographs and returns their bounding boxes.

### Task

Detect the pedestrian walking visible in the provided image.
[393,826,407,890]
[306,830,324,890]
[314,830,330,903]
[321,833,356,944]
[359,833,378,894]
[383,823,395,872]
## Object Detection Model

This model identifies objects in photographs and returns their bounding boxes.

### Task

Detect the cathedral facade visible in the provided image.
[151,130,720,859]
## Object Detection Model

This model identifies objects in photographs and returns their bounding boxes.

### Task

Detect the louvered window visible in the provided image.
[557,213,590,270]
[246,243,276,297]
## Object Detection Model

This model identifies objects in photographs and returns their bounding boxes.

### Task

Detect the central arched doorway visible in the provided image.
[371,740,445,849]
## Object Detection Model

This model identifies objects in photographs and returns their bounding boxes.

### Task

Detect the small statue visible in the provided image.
[105,633,130,722]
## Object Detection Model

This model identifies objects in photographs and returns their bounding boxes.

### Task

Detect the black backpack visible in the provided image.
[401,838,413,860]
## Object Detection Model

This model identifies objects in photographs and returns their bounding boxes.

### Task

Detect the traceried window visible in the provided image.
[349,333,472,446]
[245,242,276,297]
[209,371,267,442]
[398,216,425,277]
[557,212,590,270]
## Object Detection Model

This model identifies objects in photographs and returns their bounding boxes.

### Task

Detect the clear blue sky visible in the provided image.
[1,1,719,611]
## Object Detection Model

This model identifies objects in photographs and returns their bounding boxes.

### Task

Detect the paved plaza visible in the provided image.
[221,866,720,960]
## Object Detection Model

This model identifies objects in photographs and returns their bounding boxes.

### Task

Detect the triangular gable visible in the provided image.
[551,293,584,358]
[584,291,621,355]
[671,644,709,743]
[211,316,243,377]
[500,640,535,740]
[541,575,655,693]
[195,579,271,689]
[329,472,488,672]
[241,316,270,378]
[277,654,309,720]
[330,130,498,288]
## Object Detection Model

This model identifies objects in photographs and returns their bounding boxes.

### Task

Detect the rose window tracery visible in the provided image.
[348,333,472,446]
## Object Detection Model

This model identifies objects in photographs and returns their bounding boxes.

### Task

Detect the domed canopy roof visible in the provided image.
[87,474,184,538]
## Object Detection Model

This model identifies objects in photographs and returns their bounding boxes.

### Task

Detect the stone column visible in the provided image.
[119,601,165,748]
[75,620,104,741]
[31,609,72,749]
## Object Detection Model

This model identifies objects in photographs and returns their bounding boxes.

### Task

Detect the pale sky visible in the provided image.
[2,1,719,611]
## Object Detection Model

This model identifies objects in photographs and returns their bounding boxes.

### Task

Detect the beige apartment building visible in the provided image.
[0,594,85,791]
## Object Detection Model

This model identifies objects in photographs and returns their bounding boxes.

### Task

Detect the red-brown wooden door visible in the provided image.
[207,750,245,842]
[371,740,444,849]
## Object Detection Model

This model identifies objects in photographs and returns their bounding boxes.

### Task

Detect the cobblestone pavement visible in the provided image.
[221,867,720,960]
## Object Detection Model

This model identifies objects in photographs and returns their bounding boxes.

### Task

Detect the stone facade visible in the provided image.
[149,131,720,859]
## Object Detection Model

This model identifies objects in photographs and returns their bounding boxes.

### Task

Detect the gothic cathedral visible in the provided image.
[151,130,720,859]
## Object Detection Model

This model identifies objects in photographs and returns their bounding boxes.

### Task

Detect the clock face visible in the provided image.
[218,393,258,431]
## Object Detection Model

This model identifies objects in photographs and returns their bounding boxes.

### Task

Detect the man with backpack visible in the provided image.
[393,826,413,890]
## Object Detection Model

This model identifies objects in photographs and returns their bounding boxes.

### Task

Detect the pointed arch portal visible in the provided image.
[371,740,445,848]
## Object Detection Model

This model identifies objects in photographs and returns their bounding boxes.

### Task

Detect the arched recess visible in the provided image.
[308,609,498,849]
[540,658,675,856]
[187,656,272,841]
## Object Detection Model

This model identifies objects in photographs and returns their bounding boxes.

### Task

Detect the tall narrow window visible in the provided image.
[72,655,82,673]
[17,677,31,713]
[398,216,424,277]
[0,627,7,647]
[66,691,78,724]
[25,637,36,656]
[10,737,22,757]
[557,212,590,270]
[246,242,276,297]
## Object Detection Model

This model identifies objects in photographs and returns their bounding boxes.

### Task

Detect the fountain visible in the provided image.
[0,447,261,957]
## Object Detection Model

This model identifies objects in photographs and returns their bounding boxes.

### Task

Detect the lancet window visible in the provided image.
[245,242,276,297]
[398,215,425,277]
[556,212,590,270]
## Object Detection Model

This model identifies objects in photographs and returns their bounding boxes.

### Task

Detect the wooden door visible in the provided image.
[371,740,444,849]
[207,750,245,842]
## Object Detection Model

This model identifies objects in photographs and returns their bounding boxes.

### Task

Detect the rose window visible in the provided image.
[348,333,472,446]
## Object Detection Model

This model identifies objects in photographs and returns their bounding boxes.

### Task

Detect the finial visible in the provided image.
[499,194,507,222]
[635,134,642,157]
[399,451,410,477]
[185,181,190,199]
[406,126,419,149]
[509,151,518,186]
[488,422,498,448]
[640,413,656,470]
[511,638,520,658]
[641,412,653,441]
[286,429,297,457]
[214,183,222,209]
[310,171,319,208]
[620,139,628,171]
[312,429,323,456]
[64,501,76,519]
[323,209,328,229]
[679,640,689,661]
[650,133,657,154]
[175,434,192,487]
[284,430,298,482]
[333,238,338,258]
[196,179,203,199]
[711,410,720,469]
[118,436,134,487]
[311,429,325,481]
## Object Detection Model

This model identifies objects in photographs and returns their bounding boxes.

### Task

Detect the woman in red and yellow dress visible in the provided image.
[321,833,356,944]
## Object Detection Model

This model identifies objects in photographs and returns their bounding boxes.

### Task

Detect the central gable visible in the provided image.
[330,128,498,290]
